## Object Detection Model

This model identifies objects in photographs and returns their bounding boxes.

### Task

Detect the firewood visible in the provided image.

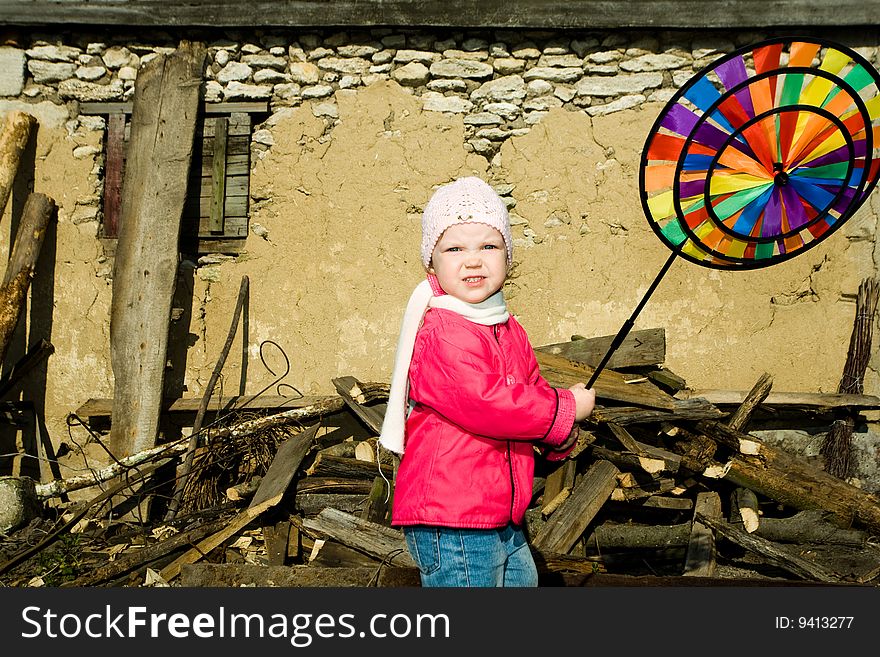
[696,513,845,583]
[727,372,773,432]
[683,491,722,577]
[542,460,576,512]
[591,445,667,476]
[531,459,619,554]
[300,507,416,568]
[295,492,368,516]
[730,487,760,533]
[332,376,385,434]
[695,420,880,534]
[225,477,262,502]
[262,519,291,566]
[610,478,678,502]
[590,398,724,426]
[360,476,393,525]
[306,454,393,480]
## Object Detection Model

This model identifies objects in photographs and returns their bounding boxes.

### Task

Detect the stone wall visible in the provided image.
[1,25,879,477]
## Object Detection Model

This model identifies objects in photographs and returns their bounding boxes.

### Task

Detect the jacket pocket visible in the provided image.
[404,527,441,575]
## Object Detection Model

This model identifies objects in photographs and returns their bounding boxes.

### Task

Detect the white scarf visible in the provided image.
[378,277,509,455]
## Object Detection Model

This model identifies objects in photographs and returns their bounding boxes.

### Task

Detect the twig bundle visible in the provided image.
[821,278,880,478]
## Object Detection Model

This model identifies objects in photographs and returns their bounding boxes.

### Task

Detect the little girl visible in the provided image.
[379,176,595,587]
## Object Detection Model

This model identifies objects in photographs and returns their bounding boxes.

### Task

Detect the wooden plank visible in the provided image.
[531,459,619,554]
[679,389,880,411]
[535,328,665,369]
[108,42,206,457]
[200,113,252,136]
[1,1,874,28]
[683,491,722,577]
[102,112,125,238]
[197,153,249,177]
[208,116,228,232]
[262,519,291,566]
[80,101,269,115]
[247,423,318,517]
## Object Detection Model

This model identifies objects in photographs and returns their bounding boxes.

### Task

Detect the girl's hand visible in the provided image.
[569,383,596,421]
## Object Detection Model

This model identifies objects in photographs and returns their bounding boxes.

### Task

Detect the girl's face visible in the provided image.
[428,222,507,304]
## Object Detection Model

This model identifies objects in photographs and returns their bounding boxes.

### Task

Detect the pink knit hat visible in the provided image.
[421,176,513,268]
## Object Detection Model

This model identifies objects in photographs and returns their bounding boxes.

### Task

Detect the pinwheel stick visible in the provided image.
[586,251,677,389]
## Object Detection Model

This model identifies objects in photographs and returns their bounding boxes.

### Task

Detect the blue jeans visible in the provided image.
[403,524,539,587]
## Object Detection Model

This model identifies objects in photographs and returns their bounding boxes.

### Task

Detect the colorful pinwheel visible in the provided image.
[642,37,880,269]
[587,37,880,387]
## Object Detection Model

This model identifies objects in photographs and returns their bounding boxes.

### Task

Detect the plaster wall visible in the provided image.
[0,28,877,481]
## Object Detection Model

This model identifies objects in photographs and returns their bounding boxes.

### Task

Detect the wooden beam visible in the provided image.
[679,389,880,411]
[79,101,269,115]
[0,1,875,28]
[208,116,228,233]
[101,112,125,238]
[109,41,206,457]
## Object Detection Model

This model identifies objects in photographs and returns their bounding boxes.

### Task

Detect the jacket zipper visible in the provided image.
[494,324,516,523]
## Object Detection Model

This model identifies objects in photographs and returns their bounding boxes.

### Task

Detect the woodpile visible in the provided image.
[2,324,880,589]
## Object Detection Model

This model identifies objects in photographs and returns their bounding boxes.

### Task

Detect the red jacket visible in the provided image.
[391,307,576,529]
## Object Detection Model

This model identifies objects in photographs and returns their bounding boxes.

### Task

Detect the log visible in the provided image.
[0,193,55,366]
[225,476,262,502]
[609,477,678,502]
[300,507,417,568]
[531,459,619,554]
[109,41,206,457]
[590,444,667,476]
[683,491,722,577]
[534,327,665,369]
[696,513,845,583]
[0,111,36,220]
[590,398,724,426]
[730,487,760,533]
[295,492,368,516]
[695,420,880,534]
[583,512,868,550]
[306,453,394,480]
[726,372,773,432]
[542,460,576,512]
